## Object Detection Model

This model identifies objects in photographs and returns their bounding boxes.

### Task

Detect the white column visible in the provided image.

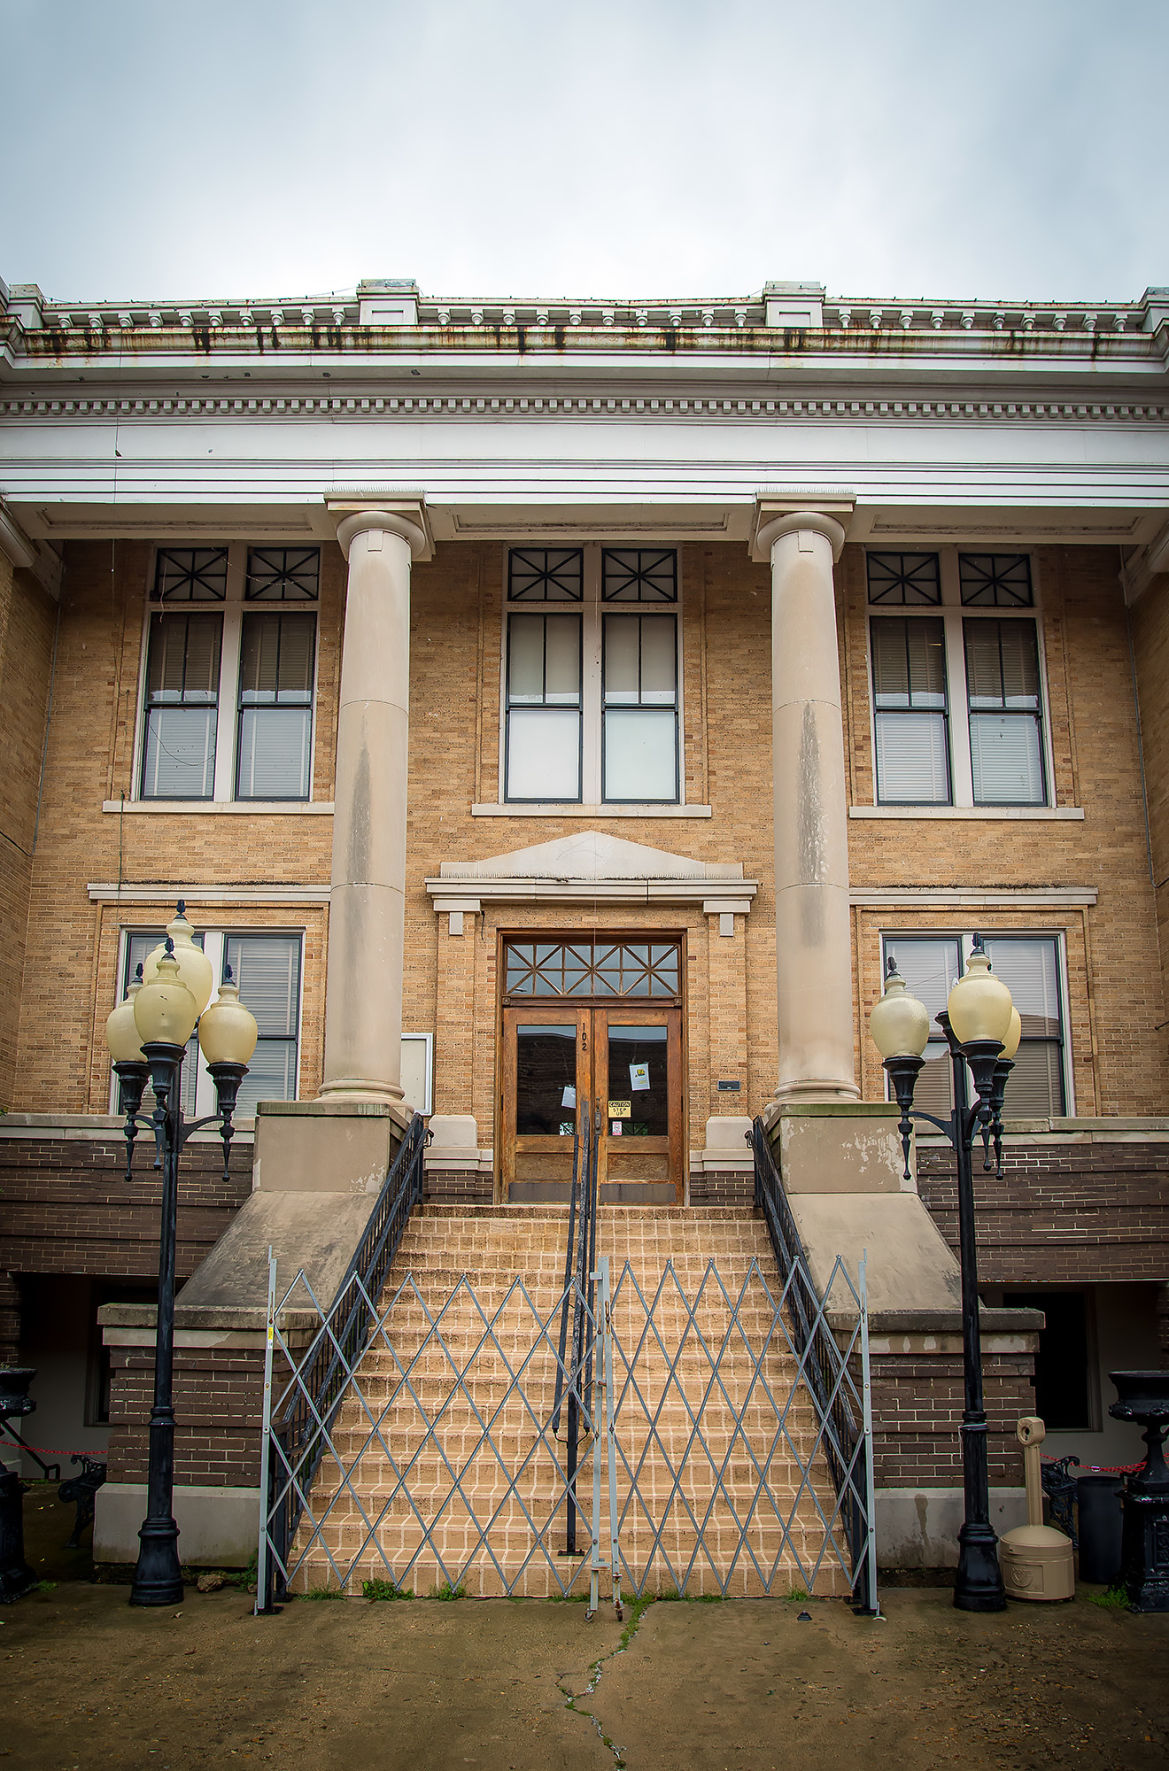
[319,503,431,1102]
[754,503,859,1101]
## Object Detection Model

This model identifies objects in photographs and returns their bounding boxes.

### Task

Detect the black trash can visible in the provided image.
[1077,1474,1124,1584]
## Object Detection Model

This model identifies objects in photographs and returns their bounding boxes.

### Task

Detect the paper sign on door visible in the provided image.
[630,1062,650,1092]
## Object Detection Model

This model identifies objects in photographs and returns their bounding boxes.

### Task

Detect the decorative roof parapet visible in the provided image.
[3,280,1165,344]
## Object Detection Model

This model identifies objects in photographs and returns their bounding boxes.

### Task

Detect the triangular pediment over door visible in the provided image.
[426,831,758,918]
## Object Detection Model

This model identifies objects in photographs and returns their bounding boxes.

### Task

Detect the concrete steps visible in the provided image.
[290,1205,849,1598]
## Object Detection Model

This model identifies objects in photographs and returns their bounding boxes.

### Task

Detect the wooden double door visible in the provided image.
[501,1003,683,1203]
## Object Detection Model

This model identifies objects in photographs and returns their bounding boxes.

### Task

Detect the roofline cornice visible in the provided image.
[3,386,1165,426]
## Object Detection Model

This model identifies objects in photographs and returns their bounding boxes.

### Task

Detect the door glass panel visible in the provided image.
[606,1025,668,1138]
[515,1024,578,1136]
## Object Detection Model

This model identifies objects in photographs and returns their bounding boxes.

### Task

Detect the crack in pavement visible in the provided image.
[559,1597,654,1770]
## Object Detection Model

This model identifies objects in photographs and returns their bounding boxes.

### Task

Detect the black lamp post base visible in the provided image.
[1109,1372,1169,1613]
[129,1519,184,1607]
[0,1466,37,1604]
[954,1523,1007,1612]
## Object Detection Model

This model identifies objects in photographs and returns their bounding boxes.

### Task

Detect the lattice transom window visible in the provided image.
[503,939,682,999]
[245,547,321,602]
[865,552,941,606]
[507,548,584,602]
[152,547,229,603]
[601,549,678,603]
[958,553,1034,607]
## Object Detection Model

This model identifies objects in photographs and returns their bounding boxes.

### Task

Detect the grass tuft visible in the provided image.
[302,1586,348,1601]
[1087,1585,1129,1610]
[363,1577,413,1601]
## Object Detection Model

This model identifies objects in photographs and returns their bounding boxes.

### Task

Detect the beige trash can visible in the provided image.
[999,1416,1075,1603]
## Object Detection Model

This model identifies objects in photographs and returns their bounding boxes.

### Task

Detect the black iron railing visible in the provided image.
[550,1101,600,1555]
[266,1113,429,1602]
[750,1117,873,1611]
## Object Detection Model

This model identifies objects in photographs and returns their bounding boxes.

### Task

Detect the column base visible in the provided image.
[253,1097,412,1194]
[317,1079,405,1106]
[771,1079,861,1104]
[760,1101,907,1195]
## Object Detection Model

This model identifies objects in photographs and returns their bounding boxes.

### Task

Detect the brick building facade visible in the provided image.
[1,275,1167,1567]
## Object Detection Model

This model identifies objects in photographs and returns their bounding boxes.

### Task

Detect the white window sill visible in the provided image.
[850,805,1084,821]
[103,800,334,815]
[472,802,712,818]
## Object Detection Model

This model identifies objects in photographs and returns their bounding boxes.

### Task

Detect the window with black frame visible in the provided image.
[140,545,318,803]
[114,927,302,1118]
[504,546,680,804]
[881,932,1067,1118]
[868,550,1047,808]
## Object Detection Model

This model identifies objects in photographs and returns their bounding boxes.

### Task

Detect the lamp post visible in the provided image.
[103,903,258,1607]
[869,935,1022,1614]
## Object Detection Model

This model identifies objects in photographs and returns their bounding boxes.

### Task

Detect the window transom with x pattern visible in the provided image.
[503,939,681,999]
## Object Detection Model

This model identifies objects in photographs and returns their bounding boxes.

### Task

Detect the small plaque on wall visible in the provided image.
[716,1080,741,1092]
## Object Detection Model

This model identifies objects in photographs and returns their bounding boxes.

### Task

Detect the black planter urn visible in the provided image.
[1108,1369,1169,1613]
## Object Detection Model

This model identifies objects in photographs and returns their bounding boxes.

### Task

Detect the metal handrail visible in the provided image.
[750,1117,872,1610]
[267,1113,429,1597]
[563,1102,600,1554]
[550,1110,584,1438]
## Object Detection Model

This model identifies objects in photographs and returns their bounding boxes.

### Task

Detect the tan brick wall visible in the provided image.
[10,536,1168,1139]
[843,543,1168,1115]
[401,543,777,1171]
[0,555,56,1108]
[10,540,339,1111]
[1130,569,1169,1033]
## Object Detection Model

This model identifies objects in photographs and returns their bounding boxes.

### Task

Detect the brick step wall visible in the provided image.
[292,1205,846,1597]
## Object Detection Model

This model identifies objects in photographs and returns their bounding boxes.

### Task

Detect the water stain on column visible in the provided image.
[797,703,826,943]
[344,744,372,882]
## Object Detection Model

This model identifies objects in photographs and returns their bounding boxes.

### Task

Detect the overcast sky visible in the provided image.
[2,0,1164,305]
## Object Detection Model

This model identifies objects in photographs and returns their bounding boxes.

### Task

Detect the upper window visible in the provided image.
[139,545,319,801]
[868,551,1047,808]
[116,928,302,1118]
[881,931,1068,1118]
[504,547,680,804]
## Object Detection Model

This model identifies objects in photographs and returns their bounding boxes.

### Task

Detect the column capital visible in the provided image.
[750,494,855,563]
[325,495,435,562]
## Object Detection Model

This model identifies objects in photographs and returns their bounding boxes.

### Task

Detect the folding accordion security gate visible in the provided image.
[255,1245,877,1613]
